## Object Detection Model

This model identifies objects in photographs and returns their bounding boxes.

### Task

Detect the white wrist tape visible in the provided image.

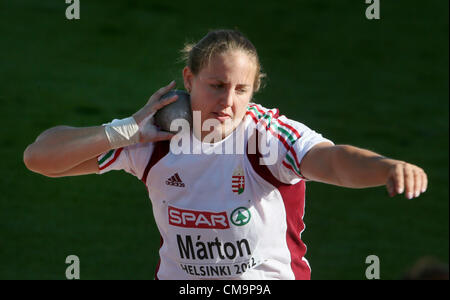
[104,117,140,149]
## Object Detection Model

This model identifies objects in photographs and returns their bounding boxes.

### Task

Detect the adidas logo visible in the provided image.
[166,173,185,187]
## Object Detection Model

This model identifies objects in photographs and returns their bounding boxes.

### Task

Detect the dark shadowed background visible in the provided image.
[0,0,448,279]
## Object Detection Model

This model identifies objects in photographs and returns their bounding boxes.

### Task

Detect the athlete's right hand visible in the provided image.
[132,80,178,143]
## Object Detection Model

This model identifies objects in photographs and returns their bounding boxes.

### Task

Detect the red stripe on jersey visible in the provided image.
[275,117,303,172]
[141,141,170,184]
[140,142,170,280]
[246,133,311,280]
[281,180,310,279]
[99,148,123,170]
[246,109,303,173]
[277,118,301,139]
[246,109,291,151]
[246,110,259,123]
[282,161,306,179]
[249,103,266,116]
[249,104,280,119]
[289,149,302,175]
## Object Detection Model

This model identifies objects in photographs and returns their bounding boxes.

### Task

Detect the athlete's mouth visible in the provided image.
[212,112,232,123]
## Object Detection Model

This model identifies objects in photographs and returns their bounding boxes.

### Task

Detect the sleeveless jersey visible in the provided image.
[97,103,333,279]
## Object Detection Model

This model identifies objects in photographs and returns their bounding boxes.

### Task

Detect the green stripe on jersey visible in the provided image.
[248,106,297,145]
[248,105,304,177]
[99,149,115,166]
[272,123,297,144]
[285,153,302,177]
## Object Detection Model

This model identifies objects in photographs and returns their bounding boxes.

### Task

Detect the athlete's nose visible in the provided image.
[220,88,234,108]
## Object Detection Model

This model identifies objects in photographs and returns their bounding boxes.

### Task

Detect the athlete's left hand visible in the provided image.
[385,161,428,199]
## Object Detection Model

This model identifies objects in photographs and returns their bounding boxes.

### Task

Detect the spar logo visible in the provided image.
[230,207,251,226]
[168,206,230,229]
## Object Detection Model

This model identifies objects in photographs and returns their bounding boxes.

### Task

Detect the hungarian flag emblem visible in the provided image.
[232,166,245,195]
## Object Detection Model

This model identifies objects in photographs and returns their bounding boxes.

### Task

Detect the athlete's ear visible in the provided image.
[183,66,193,94]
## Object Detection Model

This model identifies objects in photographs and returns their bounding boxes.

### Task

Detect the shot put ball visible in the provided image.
[154,90,193,133]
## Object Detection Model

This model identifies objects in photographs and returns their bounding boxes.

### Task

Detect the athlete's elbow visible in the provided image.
[23,143,54,175]
[23,143,37,170]
[23,144,42,174]
[24,126,78,175]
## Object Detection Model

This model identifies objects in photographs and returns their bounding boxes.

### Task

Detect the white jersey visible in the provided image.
[97,103,333,280]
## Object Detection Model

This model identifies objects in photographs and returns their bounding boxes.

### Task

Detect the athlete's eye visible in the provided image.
[211,83,224,89]
[236,88,248,95]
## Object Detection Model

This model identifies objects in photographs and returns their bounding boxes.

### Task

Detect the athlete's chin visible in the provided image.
[218,120,237,136]
[198,125,235,142]
[195,115,241,141]
[210,126,231,140]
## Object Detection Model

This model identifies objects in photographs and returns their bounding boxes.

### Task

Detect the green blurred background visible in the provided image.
[0,0,448,279]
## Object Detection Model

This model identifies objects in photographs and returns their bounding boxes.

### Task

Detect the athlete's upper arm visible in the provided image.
[299,141,338,184]
[44,156,100,177]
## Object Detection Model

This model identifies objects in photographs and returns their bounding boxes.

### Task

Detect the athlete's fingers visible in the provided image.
[413,168,422,198]
[152,130,175,142]
[386,176,397,197]
[388,163,428,199]
[151,80,176,101]
[421,170,428,194]
[140,95,178,126]
[152,94,178,112]
[393,163,405,196]
[404,164,415,199]
[414,167,428,198]
[134,81,177,125]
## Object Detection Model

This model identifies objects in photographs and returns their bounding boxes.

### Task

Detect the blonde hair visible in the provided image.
[180,29,266,92]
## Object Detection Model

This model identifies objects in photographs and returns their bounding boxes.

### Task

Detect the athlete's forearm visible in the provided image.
[24,125,111,175]
[304,143,427,198]
[330,145,396,188]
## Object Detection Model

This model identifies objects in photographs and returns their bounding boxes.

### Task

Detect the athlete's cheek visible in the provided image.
[235,102,249,119]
